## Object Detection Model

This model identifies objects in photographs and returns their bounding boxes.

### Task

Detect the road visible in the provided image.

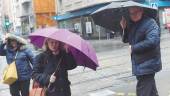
[0,31,170,96]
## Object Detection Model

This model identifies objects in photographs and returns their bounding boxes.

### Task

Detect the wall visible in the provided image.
[33,0,57,28]
[57,0,115,13]
[34,0,56,13]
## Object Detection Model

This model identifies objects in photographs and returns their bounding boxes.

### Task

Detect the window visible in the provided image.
[59,0,62,4]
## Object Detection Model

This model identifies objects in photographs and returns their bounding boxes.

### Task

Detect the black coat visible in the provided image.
[32,50,77,96]
[122,16,162,76]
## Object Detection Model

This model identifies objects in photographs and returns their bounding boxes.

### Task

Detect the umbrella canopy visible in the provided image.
[29,27,98,70]
[91,1,158,32]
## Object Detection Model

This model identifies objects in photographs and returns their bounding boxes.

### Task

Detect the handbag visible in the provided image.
[29,84,46,96]
[29,56,63,96]
[1,51,18,85]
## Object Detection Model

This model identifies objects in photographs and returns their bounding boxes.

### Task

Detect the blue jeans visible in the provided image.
[10,80,30,96]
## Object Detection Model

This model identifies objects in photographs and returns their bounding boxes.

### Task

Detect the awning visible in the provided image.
[158,1,170,7]
[53,3,109,21]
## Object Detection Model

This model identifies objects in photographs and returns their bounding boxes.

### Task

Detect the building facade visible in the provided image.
[0,0,3,32]
[57,0,117,14]
[1,0,59,35]
[55,0,127,40]
[13,0,35,35]
[19,0,35,35]
[145,0,170,30]
[33,0,57,29]
[1,0,34,35]
[133,0,170,31]
[1,0,14,33]
[157,0,170,30]
[55,0,170,39]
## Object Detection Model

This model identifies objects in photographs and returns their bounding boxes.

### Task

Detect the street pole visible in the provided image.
[99,30,101,40]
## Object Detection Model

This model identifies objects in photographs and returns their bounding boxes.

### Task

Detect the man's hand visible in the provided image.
[120,16,127,30]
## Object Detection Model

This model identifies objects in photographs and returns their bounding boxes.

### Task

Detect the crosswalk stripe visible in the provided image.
[115,93,125,96]
[89,90,136,96]
[127,93,136,96]
[89,89,115,96]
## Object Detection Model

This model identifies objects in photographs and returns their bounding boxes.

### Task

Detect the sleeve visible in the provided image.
[0,43,7,56]
[25,49,35,68]
[32,53,50,86]
[64,52,77,70]
[132,19,160,54]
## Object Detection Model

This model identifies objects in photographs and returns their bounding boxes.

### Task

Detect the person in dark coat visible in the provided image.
[0,33,35,96]
[32,38,77,96]
[120,7,162,96]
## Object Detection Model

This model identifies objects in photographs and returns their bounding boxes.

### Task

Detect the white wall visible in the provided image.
[0,0,2,32]
[57,0,115,14]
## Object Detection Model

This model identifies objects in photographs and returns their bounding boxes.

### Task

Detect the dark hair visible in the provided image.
[7,39,23,50]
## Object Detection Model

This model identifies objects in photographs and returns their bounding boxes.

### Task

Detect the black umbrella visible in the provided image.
[91,1,158,32]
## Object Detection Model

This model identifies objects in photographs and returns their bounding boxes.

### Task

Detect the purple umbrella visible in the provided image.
[29,27,99,70]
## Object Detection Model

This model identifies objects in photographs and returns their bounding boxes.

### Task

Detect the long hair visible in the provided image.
[43,38,64,53]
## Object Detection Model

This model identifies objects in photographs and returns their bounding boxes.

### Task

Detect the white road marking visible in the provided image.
[89,89,115,96]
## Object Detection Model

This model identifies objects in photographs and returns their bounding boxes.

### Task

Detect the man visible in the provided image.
[120,7,162,96]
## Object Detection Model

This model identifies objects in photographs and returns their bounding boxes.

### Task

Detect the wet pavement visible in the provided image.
[0,31,170,96]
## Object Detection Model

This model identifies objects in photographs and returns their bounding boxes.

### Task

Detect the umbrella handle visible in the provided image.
[47,83,52,89]
[122,29,125,37]
[83,66,86,72]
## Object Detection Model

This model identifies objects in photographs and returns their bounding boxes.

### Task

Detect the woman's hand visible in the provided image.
[2,36,8,44]
[49,73,56,83]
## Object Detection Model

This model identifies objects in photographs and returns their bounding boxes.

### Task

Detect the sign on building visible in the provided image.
[86,22,92,34]
[132,0,145,3]
[164,8,170,28]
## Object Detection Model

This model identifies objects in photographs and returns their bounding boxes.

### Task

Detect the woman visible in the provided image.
[0,33,35,96]
[32,38,77,96]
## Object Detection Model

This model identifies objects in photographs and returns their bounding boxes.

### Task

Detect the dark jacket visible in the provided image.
[0,43,35,81]
[32,50,77,96]
[122,16,162,76]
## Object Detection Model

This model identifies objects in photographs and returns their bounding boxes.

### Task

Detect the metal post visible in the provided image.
[99,28,101,40]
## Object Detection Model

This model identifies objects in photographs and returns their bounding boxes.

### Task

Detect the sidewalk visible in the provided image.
[88,30,170,53]
[88,37,128,53]
[0,30,169,96]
